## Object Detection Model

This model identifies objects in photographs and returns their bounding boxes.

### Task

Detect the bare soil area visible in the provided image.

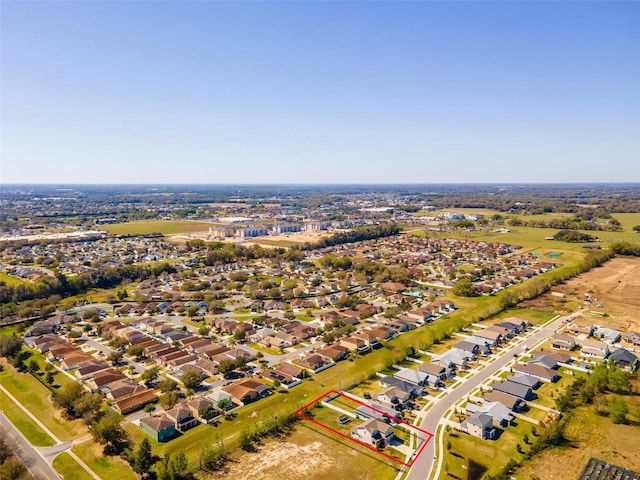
[519,257,640,332]
[204,440,339,480]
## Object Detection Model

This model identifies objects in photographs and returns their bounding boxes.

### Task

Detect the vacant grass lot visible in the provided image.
[100,220,215,236]
[72,441,136,480]
[0,271,30,286]
[52,453,95,480]
[0,390,55,446]
[0,361,86,441]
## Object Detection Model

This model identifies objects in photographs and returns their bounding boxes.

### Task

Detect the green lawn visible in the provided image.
[99,220,215,236]
[0,271,30,286]
[0,390,55,446]
[52,453,95,480]
[443,419,532,480]
[0,361,86,441]
[72,441,136,480]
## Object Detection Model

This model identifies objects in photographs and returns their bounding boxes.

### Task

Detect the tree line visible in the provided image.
[303,224,401,250]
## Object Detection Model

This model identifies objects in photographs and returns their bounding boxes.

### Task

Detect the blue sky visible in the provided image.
[1,1,639,184]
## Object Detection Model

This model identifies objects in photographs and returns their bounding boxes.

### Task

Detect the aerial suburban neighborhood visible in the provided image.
[0,184,639,480]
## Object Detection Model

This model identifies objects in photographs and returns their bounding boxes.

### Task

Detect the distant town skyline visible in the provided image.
[2,1,639,184]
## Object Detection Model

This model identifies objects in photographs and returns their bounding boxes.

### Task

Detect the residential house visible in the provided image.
[452,340,484,357]
[593,327,621,344]
[431,349,469,371]
[378,376,423,398]
[140,415,176,442]
[207,390,233,411]
[622,331,640,347]
[418,362,452,380]
[165,406,199,432]
[316,344,349,362]
[222,379,271,405]
[552,333,577,351]
[580,339,609,360]
[492,380,533,400]
[505,373,541,390]
[376,387,411,411]
[609,349,638,372]
[514,363,559,383]
[466,401,514,427]
[351,418,395,448]
[483,391,525,412]
[463,412,495,440]
[340,336,369,353]
[113,389,158,414]
[473,328,504,345]
[294,353,331,373]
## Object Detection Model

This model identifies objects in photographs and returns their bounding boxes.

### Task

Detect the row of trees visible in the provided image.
[302,224,400,250]
[0,262,176,305]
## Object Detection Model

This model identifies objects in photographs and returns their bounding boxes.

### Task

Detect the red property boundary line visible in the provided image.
[295,389,433,468]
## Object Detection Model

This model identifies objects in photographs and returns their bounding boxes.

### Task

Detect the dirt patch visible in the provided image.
[519,257,640,332]
[206,440,339,480]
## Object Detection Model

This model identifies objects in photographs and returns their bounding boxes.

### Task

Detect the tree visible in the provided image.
[116,287,128,301]
[197,324,211,337]
[0,457,27,480]
[92,411,128,454]
[45,371,54,385]
[0,335,22,360]
[159,391,178,409]
[158,378,178,392]
[74,391,103,425]
[27,359,39,374]
[129,438,155,476]
[0,438,10,465]
[609,397,628,424]
[53,382,85,418]
[607,368,631,394]
[107,351,123,366]
[633,225,640,233]
[452,277,479,297]
[127,344,145,360]
[233,328,246,342]
[181,370,202,390]
[141,366,160,387]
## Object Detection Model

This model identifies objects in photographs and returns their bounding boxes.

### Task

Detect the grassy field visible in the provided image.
[0,271,30,286]
[72,441,136,480]
[0,390,55,446]
[443,419,532,480]
[52,453,95,480]
[99,220,215,236]
[0,360,86,441]
[515,389,640,480]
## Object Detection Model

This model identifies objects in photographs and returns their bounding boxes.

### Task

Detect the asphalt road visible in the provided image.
[0,412,60,480]
[405,315,567,480]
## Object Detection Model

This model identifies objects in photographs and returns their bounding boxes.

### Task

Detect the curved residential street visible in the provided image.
[405,314,568,480]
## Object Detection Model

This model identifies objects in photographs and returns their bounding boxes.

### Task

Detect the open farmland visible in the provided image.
[99,220,216,235]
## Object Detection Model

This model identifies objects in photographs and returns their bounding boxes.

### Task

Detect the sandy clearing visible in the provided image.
[519,256,640,332]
